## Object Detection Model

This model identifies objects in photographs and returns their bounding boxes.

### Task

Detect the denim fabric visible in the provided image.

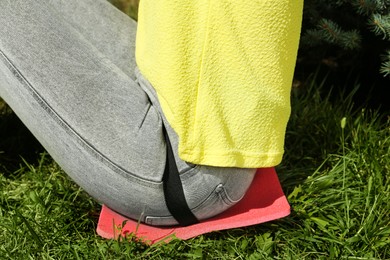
[0,0,255,226]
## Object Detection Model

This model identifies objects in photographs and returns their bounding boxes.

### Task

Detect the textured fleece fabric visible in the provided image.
[136,0,303,168]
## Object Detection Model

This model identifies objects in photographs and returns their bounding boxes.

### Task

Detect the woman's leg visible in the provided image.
[0,0,170,221]
[0,0,255,226]
[47,0,138,80]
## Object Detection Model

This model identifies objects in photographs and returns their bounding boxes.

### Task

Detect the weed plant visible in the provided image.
[0,76,389,259]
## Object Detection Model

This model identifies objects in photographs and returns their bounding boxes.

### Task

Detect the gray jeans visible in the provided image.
[0,0,255,226]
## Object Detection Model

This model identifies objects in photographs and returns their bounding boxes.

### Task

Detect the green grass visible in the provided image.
[109,0,139,20]
[1,76,389,259]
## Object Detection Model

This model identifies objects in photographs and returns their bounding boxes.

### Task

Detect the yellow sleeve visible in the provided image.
[136,0,303,168]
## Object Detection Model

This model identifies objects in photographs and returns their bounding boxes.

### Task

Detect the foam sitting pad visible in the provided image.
[96,167,290,244]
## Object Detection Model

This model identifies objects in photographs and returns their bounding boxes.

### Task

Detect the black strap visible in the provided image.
[162,127,199,226]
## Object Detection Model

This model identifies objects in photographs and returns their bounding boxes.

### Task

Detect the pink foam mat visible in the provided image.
[96,167,290,244]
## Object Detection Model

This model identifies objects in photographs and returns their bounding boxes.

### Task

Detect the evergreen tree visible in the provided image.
[300,0,390,77]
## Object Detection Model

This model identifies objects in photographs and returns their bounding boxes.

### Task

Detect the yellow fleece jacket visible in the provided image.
[136,0,303,168]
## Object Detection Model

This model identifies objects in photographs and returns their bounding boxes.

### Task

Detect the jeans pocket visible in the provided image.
[191,183,241,221]
[214,183,244,206]
[144,183,239,226]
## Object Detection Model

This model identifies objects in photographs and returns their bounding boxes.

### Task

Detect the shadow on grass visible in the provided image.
[0,103,44,174]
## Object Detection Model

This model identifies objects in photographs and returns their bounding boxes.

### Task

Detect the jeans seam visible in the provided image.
[0,48,160,188]
[137,102,152,130]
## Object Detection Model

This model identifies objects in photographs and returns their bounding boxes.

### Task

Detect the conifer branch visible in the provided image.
[369,13,390,40]
[301,0,390,77]
[380,50,390,76]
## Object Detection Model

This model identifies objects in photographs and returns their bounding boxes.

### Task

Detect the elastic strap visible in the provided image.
[162,127,199,226]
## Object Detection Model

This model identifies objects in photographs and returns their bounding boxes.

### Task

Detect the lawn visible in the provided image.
[1,1,389,258]
[1,74,389,259]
